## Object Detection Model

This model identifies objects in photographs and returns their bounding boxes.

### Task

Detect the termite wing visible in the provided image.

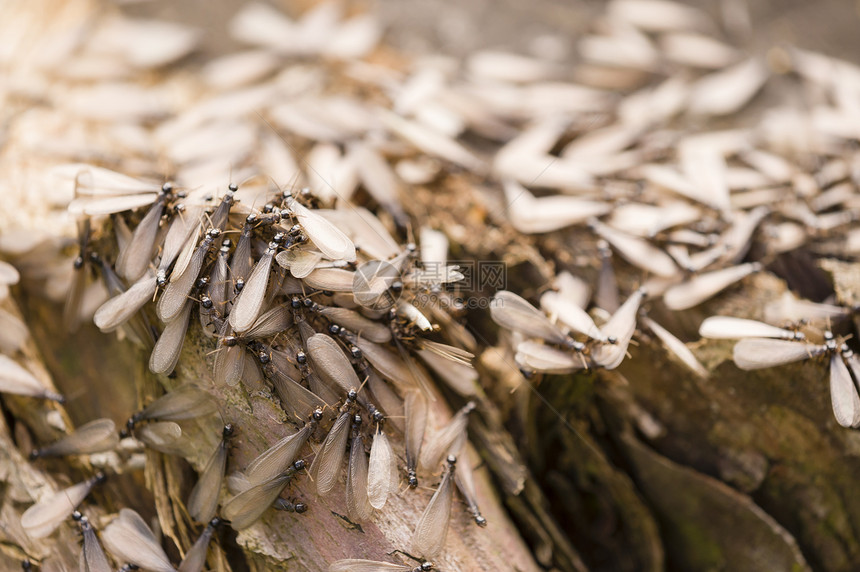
[346,417,373,521]
[221,459,306,530]
[419,402,475,472]
[0,354,64,402]
[412,455,456,558]
[30,418,118,458]
[177,517,221,572]
[101,508,175,572]
[328,559,435,572]
[20,473,105,539]
[73,511,112,572]
[367,418,398,510]
[187,424,233,523]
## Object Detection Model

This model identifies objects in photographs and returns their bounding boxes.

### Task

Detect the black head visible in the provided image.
[353,414,362,426]
[28,449,41,461]
[350,346,362,360]
[235,278,245,292]
[161,182,174,194]
[296,351,307,365]
[223,424,235,438]
[208,516,222,528]
[312,408,324,422]
[293,459,306,471]
[291,297,302,309]
[295,502,308,513]
[73,255,84,270]
[347,389,358,402]
[258,351,270,364]
[273,232,286,245]
[303,297,313,308]
[201,296,213,309]
[475,515,488,527]
[328,324,341,335]
[407,470,418,488]
[71,510,83,522]
[446,454,457,466]
[262,203,274,214]
[420,563,434,571]
[228,183,238,192]
[94,472,108,485]
[207,228,222,239]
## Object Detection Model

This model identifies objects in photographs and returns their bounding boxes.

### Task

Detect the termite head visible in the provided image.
[206,228,222,240]
[303,298,313,308]
[294,502,308,513]
[71,510,84,522]
[228,183,238,193]
[353,414,362,427]
[272,232,286,245]
[606,335,618,345]
[28,448,41,460]
[349,346,362,360]
[223,424,235,439]
[221,335,239,347]
[161,182,174,195]
[407,469,418,488]
[293,459,306,471]
[328,324,341,335]
[824,331,837,351]
[446,454,457,467]
[312,408,324,422]
[94,472,108,485]
[474,514,488,527]
[200,296,213,310]
[73,255,85,270]
[156,269,168,287]
[257,351,270,364]
[291,296,302,309]
[208,517,222,529]
[262,203,274,214]
[296,350,307,365]
[420,562,434,571]
[347,389,358,403]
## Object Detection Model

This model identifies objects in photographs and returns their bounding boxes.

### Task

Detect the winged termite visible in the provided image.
[230,237,282,332]
[149,298,193,375]
[116,183,174,282]
[454,450,487,527]
[419,402,475,472]
[187,424,233,523]
[0,354,64,402]
[157,228,221,323]
[209,184,237,232]
[221,459,306,530]
[312,303,392,343]
[415,342,479,396]
[354,337,420,392]
[283,193,356,262]
[158,204,205,284]
[73,512,111,572]
[663,262,761,310]
[101,508,175,572]
[310,407,354,497]
[367,420,398,510]
[591,287,646,370]
[206,238,231,315]
[490,291,583,350]
[65,165,162,216]
[404,390,428,488]
[699,316,804,340]
[21,473,105,539]
[346,418,373,521]
[328,560,434,572]
[261,354,329,421]
[764,292,850,325]
[177,517,220,572]
[30,418,118,458]
[353,259,405,311]
[732,337,829,370]
[642,316,707,378]
[245,411,320,485]
[412,455,456,558]
[590,219,679,278]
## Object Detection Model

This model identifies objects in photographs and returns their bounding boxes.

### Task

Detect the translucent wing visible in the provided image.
[591,288,645,370]
[346,430,373,521]
[514,341,583,374]
[149,299,192,375]
[405,390,428,485]
[307,333,362,395]
[93,273,157,332]
[367,426,398,510]
[420,402,474,471]
[699,316,801,340]
[830,353,860,428]
[21,476,99,539]
[314,305,391,343]
[328,560,411,572]
[80,517,112,572]
[245,424,313,485]
[230,244,276,332]
[643,317,707,378]
[34,418,118,457]
[102,508,175,572]
[732,338,826,370]
[187,437,228,523]
[411,458,456,558]
[222,466,301,530]
[309,410,351,496]
[290,200,357,262]
[540,290,606,342]
[663,263,760,310]
[0,354,62,401]
[177,520,218,572]
[138,384,217,421]
[490,291,567,345]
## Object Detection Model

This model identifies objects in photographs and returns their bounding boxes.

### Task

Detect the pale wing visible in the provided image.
[830,353,860,428]
[419,402,475,471]
[515,341,582,374]
[329,560,409,572]
[102,508,175,572]
[367,429,397,509]
[663,263,760,310]
[732,339,823,370]
[346,432,373,521]
[36,418,118,457]
[245,424,312,485]
[292,201,356,262]
[149,300,192,374]
[307,333,362,394]
[80,519,112,572]
[699,316,799,340]
[405,390,428,477]
[0,354,54,399]
[21,478,96,538]
[222,472,293,530]
[244,305,292,339]
[643,317,707,378]
[116,197,165,281]
[591,288,645,370]
[187,440,228,523]
[490,291,567,345]
[411,462,455,558]
[140,384,217,421]
[315,306,391,343]
[94,273,157,332]
[310,410,351,496]
[230,247,275,332]
[540,290,606,341]
[304,268,356,292]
